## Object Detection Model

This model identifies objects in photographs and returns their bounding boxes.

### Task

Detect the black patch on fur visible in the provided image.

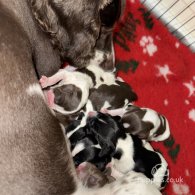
[53,84,82,111]
[100,0,121,28]
[131,135,162,180]
[113,149,123,160]
[78,68,96,86]
[89,80,138,111]
[122,105,154,139]
[67,112,125,171]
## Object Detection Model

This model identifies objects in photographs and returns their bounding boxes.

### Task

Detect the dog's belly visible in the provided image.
[0,8,76,194]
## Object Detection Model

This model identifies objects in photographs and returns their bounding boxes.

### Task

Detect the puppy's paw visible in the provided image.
[39,76,49,88]
[100,108,108,114]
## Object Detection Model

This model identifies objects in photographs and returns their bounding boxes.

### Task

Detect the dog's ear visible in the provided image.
[30,0,58,34]
[29,0,66,56]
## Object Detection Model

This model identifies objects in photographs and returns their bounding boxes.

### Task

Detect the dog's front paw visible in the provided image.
[39,75,49,88]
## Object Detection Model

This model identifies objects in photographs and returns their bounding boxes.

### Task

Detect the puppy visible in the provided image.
[89,80,138,111]
[112,133,169,189]
[103,104,170,141]
[76,162,115,188]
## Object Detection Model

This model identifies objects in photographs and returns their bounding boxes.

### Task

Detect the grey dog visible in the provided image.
[0,0,125,194]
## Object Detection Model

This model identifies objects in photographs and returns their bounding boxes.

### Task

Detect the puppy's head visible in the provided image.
[77,162,114,188]
[30,0,125,68]
[122,105,154,139]
[53,84,82,111]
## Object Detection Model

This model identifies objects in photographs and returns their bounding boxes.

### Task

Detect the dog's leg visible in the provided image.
[0,11,77,194]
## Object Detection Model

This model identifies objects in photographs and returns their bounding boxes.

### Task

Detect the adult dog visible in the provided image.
[0,0,125,194]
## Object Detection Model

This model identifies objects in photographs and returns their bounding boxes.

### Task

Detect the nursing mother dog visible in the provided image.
[0,0,126,194]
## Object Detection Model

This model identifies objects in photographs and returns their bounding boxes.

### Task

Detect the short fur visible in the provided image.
[66,112,123,171]
[105,104,170,141]
[89,80,138,111]
[77,162,115,188]
[112,133,169,189]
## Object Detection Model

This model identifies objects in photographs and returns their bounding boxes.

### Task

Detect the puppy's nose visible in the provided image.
[88,111,97,117]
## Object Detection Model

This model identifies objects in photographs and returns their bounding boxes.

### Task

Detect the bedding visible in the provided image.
[113,0,195,194]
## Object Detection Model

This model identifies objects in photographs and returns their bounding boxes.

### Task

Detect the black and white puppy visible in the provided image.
[111,133,169,190]
[103,104,170,142]
[89,80,137,111]
[66,111,123,171]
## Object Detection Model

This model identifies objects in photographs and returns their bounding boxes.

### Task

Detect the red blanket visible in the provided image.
[114,0,195,194]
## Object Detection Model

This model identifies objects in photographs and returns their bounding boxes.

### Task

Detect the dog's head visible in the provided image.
[30,0,125,69]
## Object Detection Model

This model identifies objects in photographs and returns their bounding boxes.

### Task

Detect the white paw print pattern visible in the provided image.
[189,109,195,122]
[173,183,190,195]
[140,36,158,56]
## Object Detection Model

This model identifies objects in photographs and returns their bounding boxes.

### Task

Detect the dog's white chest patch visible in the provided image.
[26,83,44,99]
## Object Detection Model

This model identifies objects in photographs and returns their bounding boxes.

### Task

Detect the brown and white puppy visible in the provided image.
[0,0,125,194]
[76,162,115,188]
[103,105,170,142]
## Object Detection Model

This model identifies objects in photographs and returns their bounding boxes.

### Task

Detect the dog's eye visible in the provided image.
[90,20,99,32]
